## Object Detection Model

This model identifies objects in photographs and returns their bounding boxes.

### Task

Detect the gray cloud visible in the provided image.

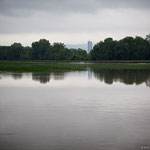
[0,0,150,16]
[0,0,150,45]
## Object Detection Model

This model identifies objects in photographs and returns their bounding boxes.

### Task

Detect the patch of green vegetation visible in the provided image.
[0,61,86,72]
[88,60,150,63]
[0,61,150,72]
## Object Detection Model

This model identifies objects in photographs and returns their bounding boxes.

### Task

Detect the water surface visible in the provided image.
[0,69,150,150]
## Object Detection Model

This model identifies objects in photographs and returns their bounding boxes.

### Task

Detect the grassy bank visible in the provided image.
[88,60,150,63]
[0,61,150,72]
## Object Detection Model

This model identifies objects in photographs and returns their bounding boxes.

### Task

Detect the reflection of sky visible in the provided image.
[0,71,150,150]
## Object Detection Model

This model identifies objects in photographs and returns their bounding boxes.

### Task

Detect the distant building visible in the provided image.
[87,41,93,53]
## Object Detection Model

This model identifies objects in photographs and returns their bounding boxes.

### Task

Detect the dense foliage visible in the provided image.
[0,39,88,60]
[0,35,150,60]
[90,35,150,60]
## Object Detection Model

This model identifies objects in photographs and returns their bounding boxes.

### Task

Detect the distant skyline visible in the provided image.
[0,0,150,46]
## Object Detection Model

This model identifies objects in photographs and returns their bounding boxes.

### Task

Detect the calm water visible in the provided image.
[0,69,150,150]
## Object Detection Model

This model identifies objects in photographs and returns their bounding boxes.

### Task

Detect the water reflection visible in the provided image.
[0,69,150,87]
[32,72,66,84]
[0,69,150,150]
[0,72,23,80]
[92,69,150,86]
[32,73,51,84]
[146,78,150,87]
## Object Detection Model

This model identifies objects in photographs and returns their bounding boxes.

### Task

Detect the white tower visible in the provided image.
[88,41,93,53]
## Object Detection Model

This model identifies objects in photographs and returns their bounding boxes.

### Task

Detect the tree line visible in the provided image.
[91,35,150,60]
[0,39,88,60]
[0,34,150,60]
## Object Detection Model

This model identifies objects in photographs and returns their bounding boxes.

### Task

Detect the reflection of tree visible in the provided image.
[11,73,23,80]
[0,71,67,84]
[53,72,65,80]
[32,72,66,84]
[0,72,23,80]
[0,72,2,80]
[91,69,150,86]
[146,77,150,87]
[32,73,51,84]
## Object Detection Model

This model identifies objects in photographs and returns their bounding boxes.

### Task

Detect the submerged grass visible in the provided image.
[0,61,150,72]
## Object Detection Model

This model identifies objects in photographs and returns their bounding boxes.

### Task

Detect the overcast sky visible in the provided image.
[0,0,150,48]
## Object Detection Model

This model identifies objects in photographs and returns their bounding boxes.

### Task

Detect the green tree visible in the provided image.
[8,43,23,60]
[20,46,32,60]
[91,36,150,60]
[32,39,50,60]
[134,36,150,59]
[146,34,150,44]
[70,48,88,60]
[91,38,117,60]
[52,43,66,60]
[0,46,9,60]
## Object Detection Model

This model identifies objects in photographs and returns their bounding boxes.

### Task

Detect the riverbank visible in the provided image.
[0,61,150,72]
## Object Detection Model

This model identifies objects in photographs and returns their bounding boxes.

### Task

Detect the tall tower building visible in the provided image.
[88,41,93,53]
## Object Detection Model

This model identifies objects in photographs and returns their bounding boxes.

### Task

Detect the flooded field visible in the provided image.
[0,69,150,150]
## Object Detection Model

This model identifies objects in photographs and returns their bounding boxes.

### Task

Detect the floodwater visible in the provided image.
[0,69,150,150]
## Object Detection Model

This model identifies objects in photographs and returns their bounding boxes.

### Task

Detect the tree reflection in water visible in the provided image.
[32,72,66,84]
[32,73,51,84]
[0,69,150,87]
[0,72,23,80]
[146,77,150,87]
[92,69,150,86]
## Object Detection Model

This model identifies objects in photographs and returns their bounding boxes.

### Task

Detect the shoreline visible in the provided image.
[0,61,150,72]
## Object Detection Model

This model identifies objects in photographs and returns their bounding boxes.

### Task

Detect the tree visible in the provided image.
[8,43,23,60]
[90,38,117,60]
[0,46,9,60]
[20,46,32,60]
[90,36,150,60]
[146,34,150,44]
[32,39,50,60]
[0,35,150,61]
[52,43,66,60]
[70,48,88,60]
[134,36,150,60]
